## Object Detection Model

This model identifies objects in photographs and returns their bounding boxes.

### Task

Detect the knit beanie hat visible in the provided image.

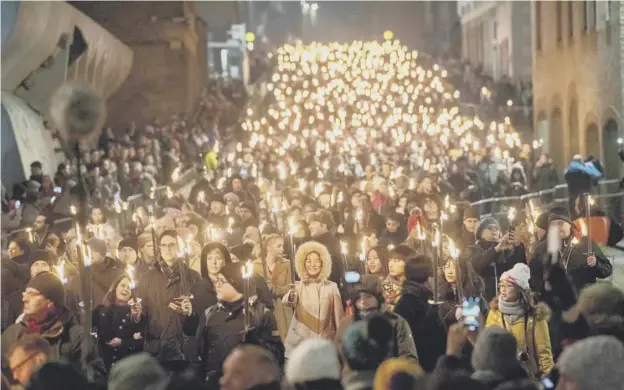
[108,353,169,390]
[557,336,624,390]
[118,237,137,253]
[562,283,624,325]
[239,201,258,218]
[471,327,519,374]
[224,192,240,206]
[407,211,427,233]
[476,217,500,240]
[211,193,226,205]
[26,271,66,309]
[340,316,393,370]
[548,206,571,225]
[219,262,245,294]
[87,237,107,259]
[374,358,424,390]
[463,206,480,220]
[137,232,152,250]
[355,275,383,297]
[285,339,341,383]
[309,209,335,231]
[500,263,531,292]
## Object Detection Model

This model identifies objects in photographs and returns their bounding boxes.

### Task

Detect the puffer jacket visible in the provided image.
[485,300,554,375]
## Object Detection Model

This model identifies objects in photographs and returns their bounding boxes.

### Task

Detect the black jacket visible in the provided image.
[529,237,612,294]
[196,299,284,387]
[468,241,526,302]
[1,310,106,383]
[393,282,447,372]
[136,262,201,363]
[92,304,148,370]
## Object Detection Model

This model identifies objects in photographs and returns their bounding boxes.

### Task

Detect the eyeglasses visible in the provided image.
[22,291,42,298]
[10,353,39,373]
[160,243,177,251]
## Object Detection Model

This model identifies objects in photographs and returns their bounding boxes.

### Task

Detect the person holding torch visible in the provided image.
[92,273,147,370]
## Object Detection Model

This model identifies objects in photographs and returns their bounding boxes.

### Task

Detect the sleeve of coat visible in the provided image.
[534,318,554,374]
[471,246,498,274]
[591,241,613,279]
[395,317,419,363]
[332,283,345,333]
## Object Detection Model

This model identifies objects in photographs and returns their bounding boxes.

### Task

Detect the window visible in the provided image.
[556,1,563,43]
[583,0,596,32]
[535,1,542,51]
[567,1,574,40]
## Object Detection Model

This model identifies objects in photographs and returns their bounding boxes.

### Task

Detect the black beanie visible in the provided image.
[535,212,551,231]
[219,262,245,294]
[118,237,137,253]
[548,206,572,225]
[26,271,65,309]
[463,206,479,220]
[404,254,432,284]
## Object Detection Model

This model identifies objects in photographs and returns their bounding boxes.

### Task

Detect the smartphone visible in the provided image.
[54,187,62,194]
[15,200,21,209]
[541,377,554,389]
[345,271,361,284]
[462,297,481,332]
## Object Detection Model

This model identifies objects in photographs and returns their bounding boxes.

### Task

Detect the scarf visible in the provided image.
[498,297,526,324]
[25,312,64,339]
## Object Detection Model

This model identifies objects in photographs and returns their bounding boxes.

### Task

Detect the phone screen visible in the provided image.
[344,271,361,284]
[15,201,21,209]
[462,297,481,331]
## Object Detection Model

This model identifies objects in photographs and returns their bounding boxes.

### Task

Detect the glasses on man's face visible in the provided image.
[22,290,42,299]
[160,242,177,251]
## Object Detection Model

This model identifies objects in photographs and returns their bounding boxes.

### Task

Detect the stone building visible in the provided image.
[459,1,533,83]
[532,0,622,180]
[72,1,209,128]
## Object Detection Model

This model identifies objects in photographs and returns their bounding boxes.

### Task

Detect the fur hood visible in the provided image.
[294,241,332,282]
[489,298,552,321]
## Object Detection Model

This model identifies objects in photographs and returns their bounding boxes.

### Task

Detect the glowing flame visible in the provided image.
[241,261,253,279]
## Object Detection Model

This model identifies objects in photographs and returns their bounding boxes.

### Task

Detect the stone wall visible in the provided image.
[532,0,622,171]
[71,1,208,129]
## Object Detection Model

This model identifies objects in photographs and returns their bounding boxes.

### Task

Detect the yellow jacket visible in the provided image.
[486,301,554,375]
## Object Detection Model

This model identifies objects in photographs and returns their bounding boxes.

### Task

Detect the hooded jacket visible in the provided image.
[283,241,344,357]
[306,232,344,287]
[486,300,554,375]
[469,241,526,302]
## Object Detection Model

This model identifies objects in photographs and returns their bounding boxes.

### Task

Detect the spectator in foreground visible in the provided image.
[556,336,624,390]
[285,339,343,390]
[6,336,50,387]
[220,345,281,390]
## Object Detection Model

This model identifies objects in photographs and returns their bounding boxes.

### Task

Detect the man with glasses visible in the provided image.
[468,217,525,301]
[1,272,105,382]
[6,336,50,386]
[136,229,200,365]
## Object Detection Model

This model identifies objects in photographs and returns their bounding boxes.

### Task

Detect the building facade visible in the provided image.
[532,0,622,179]
[459,1,533,82]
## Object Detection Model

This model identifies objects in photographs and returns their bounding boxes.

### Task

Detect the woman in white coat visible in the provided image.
[283,241,345,357]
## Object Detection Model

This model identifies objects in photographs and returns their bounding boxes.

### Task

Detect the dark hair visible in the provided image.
[159,229,179,245]
[30,161,42,169]
[102,274,131,306]
[9,237,30,253]
[89,206,108,224]
[438,254,485,302]
[366,246,390,277]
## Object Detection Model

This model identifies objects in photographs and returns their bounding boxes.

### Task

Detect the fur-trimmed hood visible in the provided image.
[489,298,551,321]
[295,241,332,282]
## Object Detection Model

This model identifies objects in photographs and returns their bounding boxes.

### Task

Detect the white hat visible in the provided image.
[500,263,531,291]
[285,339,341,384]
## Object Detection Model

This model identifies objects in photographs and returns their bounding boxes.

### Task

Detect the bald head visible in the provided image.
[220,345,280,390]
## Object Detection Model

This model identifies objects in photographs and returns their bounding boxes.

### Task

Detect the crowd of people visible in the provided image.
[1,39,623,390]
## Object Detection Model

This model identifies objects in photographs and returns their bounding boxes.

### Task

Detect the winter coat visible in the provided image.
[306,232,344,287]
[283,241,344,357]
[335,310,418,363]
[529,237,612,293]
[1,310,106,383]
[486,301,554,375]
[533,163,559,191]
[252,258,294,340]
[136,261,201,362]
[196,299,284,387]
[92,304,148,370]
[378,229,407,248]
[469,241,526,302]
[394,282,447,372]
[68,257,124,307]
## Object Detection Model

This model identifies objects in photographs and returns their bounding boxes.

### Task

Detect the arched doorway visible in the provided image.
[568,99,579,158]
[586,122,600,159]
[550,108,564,170]
[603,119,621,179]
